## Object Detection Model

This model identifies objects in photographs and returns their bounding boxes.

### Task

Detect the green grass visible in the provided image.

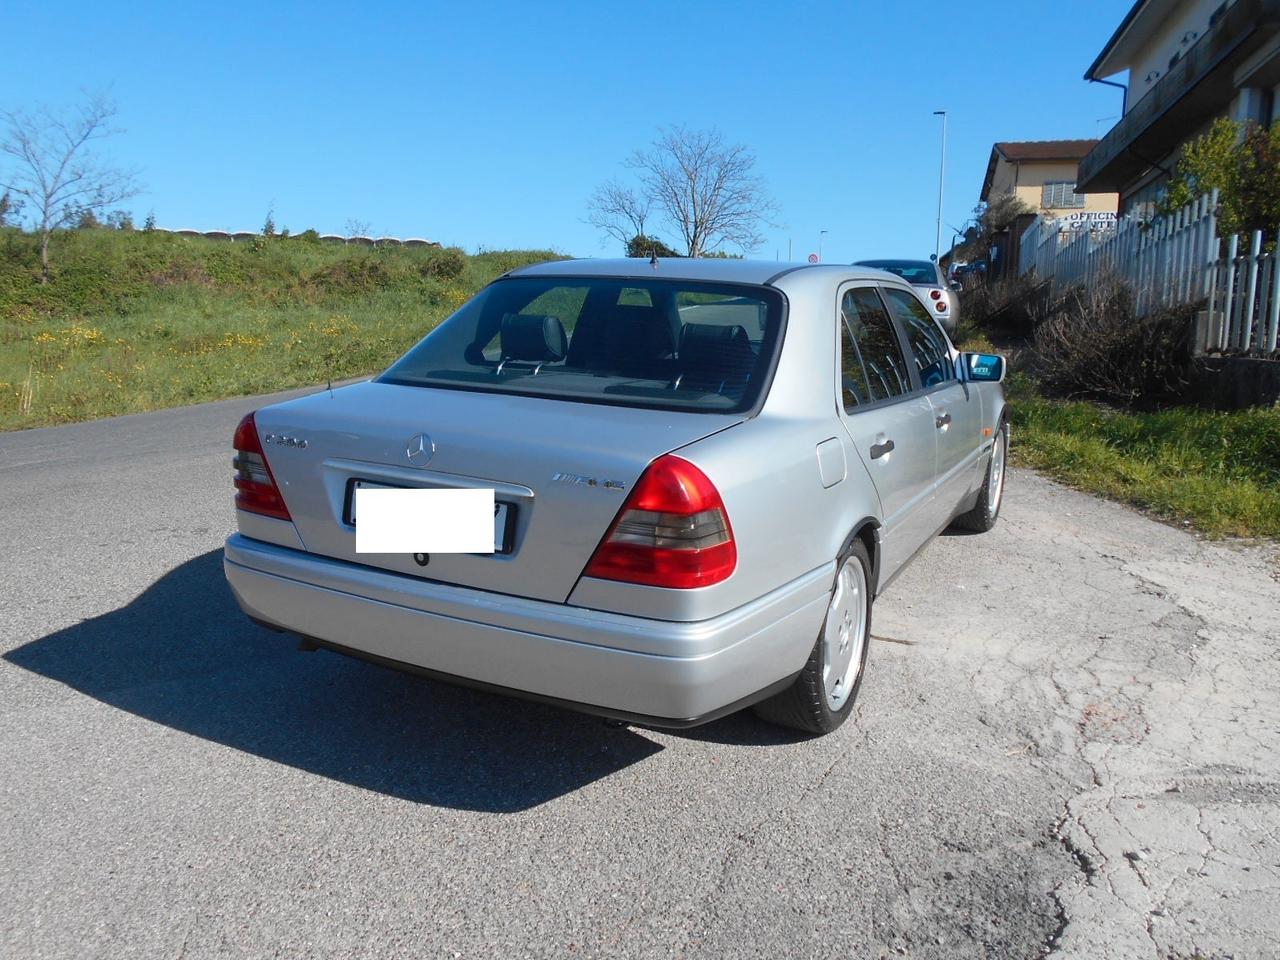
[1003,373,1280,539]
[0,227,563,430]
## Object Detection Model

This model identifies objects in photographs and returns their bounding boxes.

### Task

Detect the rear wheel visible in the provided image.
[952,418,1008,533]
[753,540,872,735]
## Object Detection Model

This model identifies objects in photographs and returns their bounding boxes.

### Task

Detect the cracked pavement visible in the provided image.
[2,387,1278,959]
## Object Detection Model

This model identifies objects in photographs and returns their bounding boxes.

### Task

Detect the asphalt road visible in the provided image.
[2,386,1278,960]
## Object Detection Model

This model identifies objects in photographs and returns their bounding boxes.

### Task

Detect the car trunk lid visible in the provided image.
[251,380,744,602]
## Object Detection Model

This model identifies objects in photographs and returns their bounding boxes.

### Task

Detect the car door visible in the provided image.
[835,284,937,586]
[880,285,984,522]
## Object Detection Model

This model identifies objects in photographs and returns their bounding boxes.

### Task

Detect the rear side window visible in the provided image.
[881,287,955,389]
[380,277,784,413]
[840,287,913,409]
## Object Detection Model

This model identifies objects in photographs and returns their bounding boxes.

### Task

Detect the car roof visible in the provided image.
[507,258,897,287]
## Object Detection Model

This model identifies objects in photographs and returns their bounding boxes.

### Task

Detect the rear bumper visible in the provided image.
[223,534,832,724]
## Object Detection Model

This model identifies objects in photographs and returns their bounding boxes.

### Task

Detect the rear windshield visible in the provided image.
[856,260,938,284]
[379,276,785,413]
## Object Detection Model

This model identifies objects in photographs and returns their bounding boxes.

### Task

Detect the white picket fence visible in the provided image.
[1017,190,1280,357]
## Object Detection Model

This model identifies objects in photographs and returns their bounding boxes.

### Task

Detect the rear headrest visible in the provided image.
[679,321,751,357]
[500,313,567,362]
[677,322,755,397]
[612,304,676,357]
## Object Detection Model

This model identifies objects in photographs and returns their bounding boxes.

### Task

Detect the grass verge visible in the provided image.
[1003,373,1280,539]
[0,228,563,431]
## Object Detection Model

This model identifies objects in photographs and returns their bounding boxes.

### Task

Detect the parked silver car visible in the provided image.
[224,259,1007,734]
[853,258,960,334]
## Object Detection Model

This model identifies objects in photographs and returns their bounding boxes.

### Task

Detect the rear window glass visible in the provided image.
[855,260,939,284]
[379,277,785,413]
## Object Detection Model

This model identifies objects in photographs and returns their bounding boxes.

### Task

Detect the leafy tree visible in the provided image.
[75,208,100,229]
[625,233,680,258]
[142,211,156,232]
[0,92,140,281]
[589,126,777,257]
[106,209,133,230]
[1159,117,1280,239]
[262,206,276,238]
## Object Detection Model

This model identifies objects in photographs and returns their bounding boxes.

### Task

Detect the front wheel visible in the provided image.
[952,418,1008,533]
[752,540,872,735]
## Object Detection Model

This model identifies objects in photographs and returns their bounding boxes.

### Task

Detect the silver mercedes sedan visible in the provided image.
[223,259,1007,734]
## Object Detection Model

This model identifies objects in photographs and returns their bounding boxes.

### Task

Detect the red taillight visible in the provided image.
[935,300,947,312]
[233,412,291,520]
[582,455,736,589]
[929,289,942,300]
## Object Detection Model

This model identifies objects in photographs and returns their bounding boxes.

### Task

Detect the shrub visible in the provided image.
[307,255,395,294]
[419,245,466,280]
[1030,280,1195,406]
[626,234,680,258]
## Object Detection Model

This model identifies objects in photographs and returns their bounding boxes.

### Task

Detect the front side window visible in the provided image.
[882,287,955,389]
[380,277,784,413]
[840,287,912,409]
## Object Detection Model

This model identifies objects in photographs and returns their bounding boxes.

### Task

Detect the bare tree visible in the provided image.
[585,179,651,251]
[0,93,139,282]
[621,126,776,257]
[344,217,374,237]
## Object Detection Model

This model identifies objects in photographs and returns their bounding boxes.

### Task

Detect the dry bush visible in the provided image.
[958,273,1046,333]
[1031,280,1195,406]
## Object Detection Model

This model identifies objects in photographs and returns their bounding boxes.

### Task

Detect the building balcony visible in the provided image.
[1078,0,1280,194]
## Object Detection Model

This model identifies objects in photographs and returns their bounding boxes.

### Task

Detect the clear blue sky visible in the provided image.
[3,0,1129,263]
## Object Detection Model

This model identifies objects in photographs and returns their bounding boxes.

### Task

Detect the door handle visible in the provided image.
[935,412,952,429]
[869,438,895,460]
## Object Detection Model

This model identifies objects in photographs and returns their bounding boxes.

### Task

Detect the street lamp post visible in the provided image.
[819,230,828,263]
[933,110,947,261]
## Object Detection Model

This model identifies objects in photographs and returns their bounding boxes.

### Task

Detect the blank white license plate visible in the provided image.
[349,482,513,554]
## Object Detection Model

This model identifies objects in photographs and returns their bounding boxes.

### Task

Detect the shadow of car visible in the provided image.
[4,550,664,813]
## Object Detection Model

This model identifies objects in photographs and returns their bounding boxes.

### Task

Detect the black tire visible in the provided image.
[952,417,1008,533]
[752,539,873,735]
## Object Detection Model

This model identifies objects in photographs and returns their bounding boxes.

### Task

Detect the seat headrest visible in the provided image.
[500,313,568,362]
[679,322,751,355]
[613,304,676,356]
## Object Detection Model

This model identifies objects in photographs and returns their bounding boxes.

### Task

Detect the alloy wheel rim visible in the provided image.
[989,429,1006,515]
[822,556,867,711]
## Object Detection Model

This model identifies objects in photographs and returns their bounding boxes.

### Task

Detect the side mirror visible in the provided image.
[963,352,1005,383]
[950,281,963,292]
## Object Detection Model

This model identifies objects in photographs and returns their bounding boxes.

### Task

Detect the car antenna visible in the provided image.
[650,249,659,269]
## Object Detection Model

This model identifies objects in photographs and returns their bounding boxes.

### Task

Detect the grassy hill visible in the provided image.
[0,228,563,431]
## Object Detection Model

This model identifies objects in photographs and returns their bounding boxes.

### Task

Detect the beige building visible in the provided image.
[980,140,1120,222]
[976,141,1119,276]
[1079,0,1280,215]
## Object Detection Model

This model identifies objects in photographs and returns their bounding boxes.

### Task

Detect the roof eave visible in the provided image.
[1085,0,1151,80]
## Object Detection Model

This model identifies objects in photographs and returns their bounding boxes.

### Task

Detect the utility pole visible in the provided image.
[933,110,948,261]
[819,230,828,263]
